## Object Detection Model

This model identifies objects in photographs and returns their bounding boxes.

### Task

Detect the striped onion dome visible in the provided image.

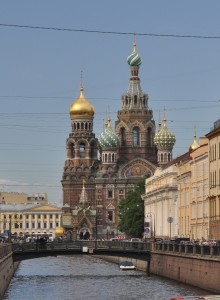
[154,116,176,150]
[98,117,119,149]
[127,40,142,67]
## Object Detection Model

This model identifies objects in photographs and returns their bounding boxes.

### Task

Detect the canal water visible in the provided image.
[4,255,209,300]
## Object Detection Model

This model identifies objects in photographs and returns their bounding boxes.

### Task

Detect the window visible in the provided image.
[108,190,113,198]
[107,211,113,222]
[147,127,152,146]
[50,223,53,229]
[38,223,41,229]
[79,143,85,157]
[70,144,75,158]
[133,127,139,146]
[32,223,35,228]
[50,214,52,219]
[120,128,126,146]
[44,223,47,229]
[90,142,95,158]
[26,223,29,228]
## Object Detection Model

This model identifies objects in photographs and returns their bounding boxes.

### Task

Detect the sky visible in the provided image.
[0,0,220,206]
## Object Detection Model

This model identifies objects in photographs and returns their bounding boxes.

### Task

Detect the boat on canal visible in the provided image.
[119,261,136,270]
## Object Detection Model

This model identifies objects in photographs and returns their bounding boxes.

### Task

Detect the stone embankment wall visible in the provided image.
[150,251,220,294]
[97,251,220,293]
[0,244,17,300]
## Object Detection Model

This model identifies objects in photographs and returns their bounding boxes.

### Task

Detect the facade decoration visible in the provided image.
[61,38,175,239]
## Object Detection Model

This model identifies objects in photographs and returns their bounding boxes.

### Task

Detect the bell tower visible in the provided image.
[115,37,157,165]
[61,81,99,207]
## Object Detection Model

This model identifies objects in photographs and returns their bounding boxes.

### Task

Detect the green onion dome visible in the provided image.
[154,119,176,150]
[127,41,142,67]
[98,118,119,149]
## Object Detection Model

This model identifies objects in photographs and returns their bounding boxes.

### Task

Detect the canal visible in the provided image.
[4,255,208,300]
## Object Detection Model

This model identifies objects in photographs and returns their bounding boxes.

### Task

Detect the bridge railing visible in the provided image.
[154,242,220,257]
[12,240,152,253]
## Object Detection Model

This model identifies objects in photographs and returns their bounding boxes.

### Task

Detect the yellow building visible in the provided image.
[206,120,220,239]
[177,137,209,240]
[0,203,62,240]
[176,153,192,238]
[0,192,48,205]
[189,138,209,240]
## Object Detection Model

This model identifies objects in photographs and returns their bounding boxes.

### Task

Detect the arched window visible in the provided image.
[79,142,85,158]
[134,95,137,106]
[133,127,140,146]
[161,153,163,162]
[90,142,95,158]
[168,153,171,161]
[147,127,152,146]
[164,153,167,162]
[70,144,75,158]
[120,128,126,146]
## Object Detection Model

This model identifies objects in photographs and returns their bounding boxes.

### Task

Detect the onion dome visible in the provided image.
[69,86,94,117]
[55,226,65,237]
[189,127,199,152]
[127,38,142,67]
[154,114,176,150]
[98,117,119,148]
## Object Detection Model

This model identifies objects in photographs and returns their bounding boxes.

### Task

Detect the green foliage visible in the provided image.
[118,175,149,238]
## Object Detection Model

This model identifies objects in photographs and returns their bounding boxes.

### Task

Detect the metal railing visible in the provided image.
[12,240,152,254]
[154,242,220,257]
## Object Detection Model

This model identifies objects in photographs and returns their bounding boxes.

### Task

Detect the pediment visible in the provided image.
[28,204,61,212]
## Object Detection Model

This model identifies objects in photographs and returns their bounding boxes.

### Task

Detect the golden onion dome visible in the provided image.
[189,137,199,152]
[55,226,65,237]
[69,87,94,117]
[189,127,199,152]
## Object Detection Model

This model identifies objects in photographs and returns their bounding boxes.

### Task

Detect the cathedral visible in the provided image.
[61,38,176,240]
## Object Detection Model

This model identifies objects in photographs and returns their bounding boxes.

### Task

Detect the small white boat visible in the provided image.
[119,261,136,270]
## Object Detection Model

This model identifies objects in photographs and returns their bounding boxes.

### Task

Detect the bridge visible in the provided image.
[12,240,152,262]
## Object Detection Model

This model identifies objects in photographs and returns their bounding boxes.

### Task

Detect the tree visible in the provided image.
[118,175,149,238]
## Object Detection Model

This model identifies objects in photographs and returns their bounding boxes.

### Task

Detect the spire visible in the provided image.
[163,108,167,128]
[80,70,84,96]
[79,179,88,204]
[133,33,137,53]
[158,111,162,131]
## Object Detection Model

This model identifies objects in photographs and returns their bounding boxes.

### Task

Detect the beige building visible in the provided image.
[142,164,179,239]
[0,203,62,240]
[206,120,220,239]
[143,136,209,241]
[0,192,48,205]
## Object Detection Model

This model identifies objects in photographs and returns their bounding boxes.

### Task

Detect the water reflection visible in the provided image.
[4,255,207,300]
